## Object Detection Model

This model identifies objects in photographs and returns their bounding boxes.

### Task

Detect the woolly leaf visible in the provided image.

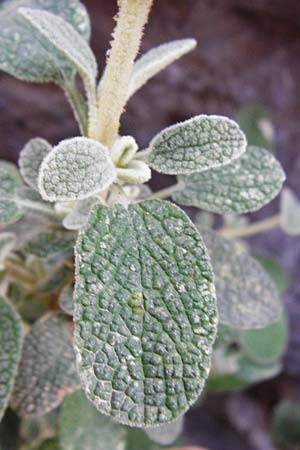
[0,200,22,225]
[0,161,24,197]
[20,8,97,85]
[145,416,184,445]
[116,160,151,184]
[280,187,300,235]
[60,391,126,450]
[202,230,282,328]
[62,197,99,231]
[255,255,289,294]
[38,137,116,202]
[74,200,217,427]
[0,233,15,270]
[0,297,23,421]
[0,0,90,84]
[19,138,52,191]
[148,115,246,175]
[12,314,79,416]
[173,146,285,214]
[15,187,60,223]
[24,230,75,258]
[59,284,74,316]
[127,38,197,99]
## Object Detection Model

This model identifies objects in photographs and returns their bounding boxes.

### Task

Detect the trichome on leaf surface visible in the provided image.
[0,0,297,449]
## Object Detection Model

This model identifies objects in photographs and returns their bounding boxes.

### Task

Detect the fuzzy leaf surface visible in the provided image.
[127,39,197,99]
[202,230,282,328]
[60,391,126,450]
[0,0,90,84]
[24,230,75,258]
[0,232,15,270]
[0,297,23,421]
[280,187,300,235]
[148,115,246,175]
[19,138,52,190]
[173,146,285,214]
[74,200,217,427]
[12,314,79,416]
[20,8,97,85]
[63,197,99,231]
[145,416,184,445]
[38,137,116,202]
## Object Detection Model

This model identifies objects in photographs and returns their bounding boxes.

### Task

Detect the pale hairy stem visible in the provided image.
[219,214,280,239]
[95,0,153,146]
[63,80,88,136]
[142,181,184,201]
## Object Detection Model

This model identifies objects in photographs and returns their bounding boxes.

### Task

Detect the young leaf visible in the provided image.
[20,8,97,87]
[148,115,246,175]
[173,146,285,214]
[19,138,52,191]
[0,297,23,421]
[12,314,79,416]
[280,187,300,235]
[202,230,282,329]
[127,38,197,99]
[116,160,151,184]
[38,137,116,202]
[74,200,217,427]
[60,391,126,450]
[24,230,75,259]
[145,416,184,445]
[63,197,99,231]
[59,284,74,316]
[0,0,90,84]
[0,232,16,270]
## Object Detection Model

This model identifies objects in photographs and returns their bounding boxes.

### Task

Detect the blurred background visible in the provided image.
[0,1,299,449]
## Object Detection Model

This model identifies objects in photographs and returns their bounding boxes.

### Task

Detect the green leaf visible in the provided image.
[36,439,61,450]
[0,162,23,197]
[60,391,126,450]
[24,230,75,259]
[271,400,300,449]
[20,8,97,86]
[173,146,285,214]
[237,355,281,384]
[0,199,22,226]
[0,0,90,84]
[280,187,300,235]
[38,137,116,202]
[12,314,79,416]
[0,297,23,421]
[62,197,99,231]
[74,200,217,427]
[58,284,74,316]
[236,105,274,150]
[240,315,288,365]
[255,254,289,293]
[202,230,282,328]
[38,264,72,294]
[19,138,52,191]
[0,233,15,270]
[15,187,60,223]
[127,39,197,99]
[148,115,246,175]
[145,416,183,445]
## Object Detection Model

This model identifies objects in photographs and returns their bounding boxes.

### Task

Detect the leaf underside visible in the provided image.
[173,146,285,214]
[74,200,217,427]
[12,314,79,416]
[202,230,282,329]
[19,138,52,190]
[0,297,23,422]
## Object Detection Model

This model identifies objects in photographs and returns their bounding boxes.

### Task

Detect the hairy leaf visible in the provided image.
[0,161,24,224]
[12,314,79,416]
[63,197,99,231]
[116,160,151,184]
[127,39,197,99]
[255,255,289,294]
[19,138,52,191]
[60,391,126,450]
[24,230,75,258]
[59,284,74,316]
[145,416,184,445]
[0,297,23,421]
[148,115,246,175]
[202,230,282,328]
[280,187,300,235]
[20,8,97,86]
[0,233,15,270]
[38,137,116,202]
[15,187,60,223]
[0,0,90,84]
[173,146,285,214]
[74,200,217,427]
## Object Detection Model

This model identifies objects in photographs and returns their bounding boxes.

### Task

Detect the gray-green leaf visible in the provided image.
[74,200,217,427]
[148,115,246,175]
[38,137,116,202]
[24,230,75,258]
[12,314,79,416]
[202,230,282,328]
[20,8,97,86]
[59,284,74,316]
[0,161,24,224]
[280,187,300,235]
[0,233,15,270]
[63,197,100,231]
[60,391,126,450]
[19,138,52,191]
[145,416,184,445]
[173,146,285,214]
[0,297,23,421]
[0,0,90,84]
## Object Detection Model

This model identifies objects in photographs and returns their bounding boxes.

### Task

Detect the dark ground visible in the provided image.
[0,1,299,449]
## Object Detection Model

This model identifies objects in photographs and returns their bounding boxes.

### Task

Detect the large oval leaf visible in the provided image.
[0,297,23,421]
[173,146,285,214]
[74,200,217,427]
[12,314,79,416]
[202,230,282,329]
[0,0,90,84]
[148,115,246,175]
